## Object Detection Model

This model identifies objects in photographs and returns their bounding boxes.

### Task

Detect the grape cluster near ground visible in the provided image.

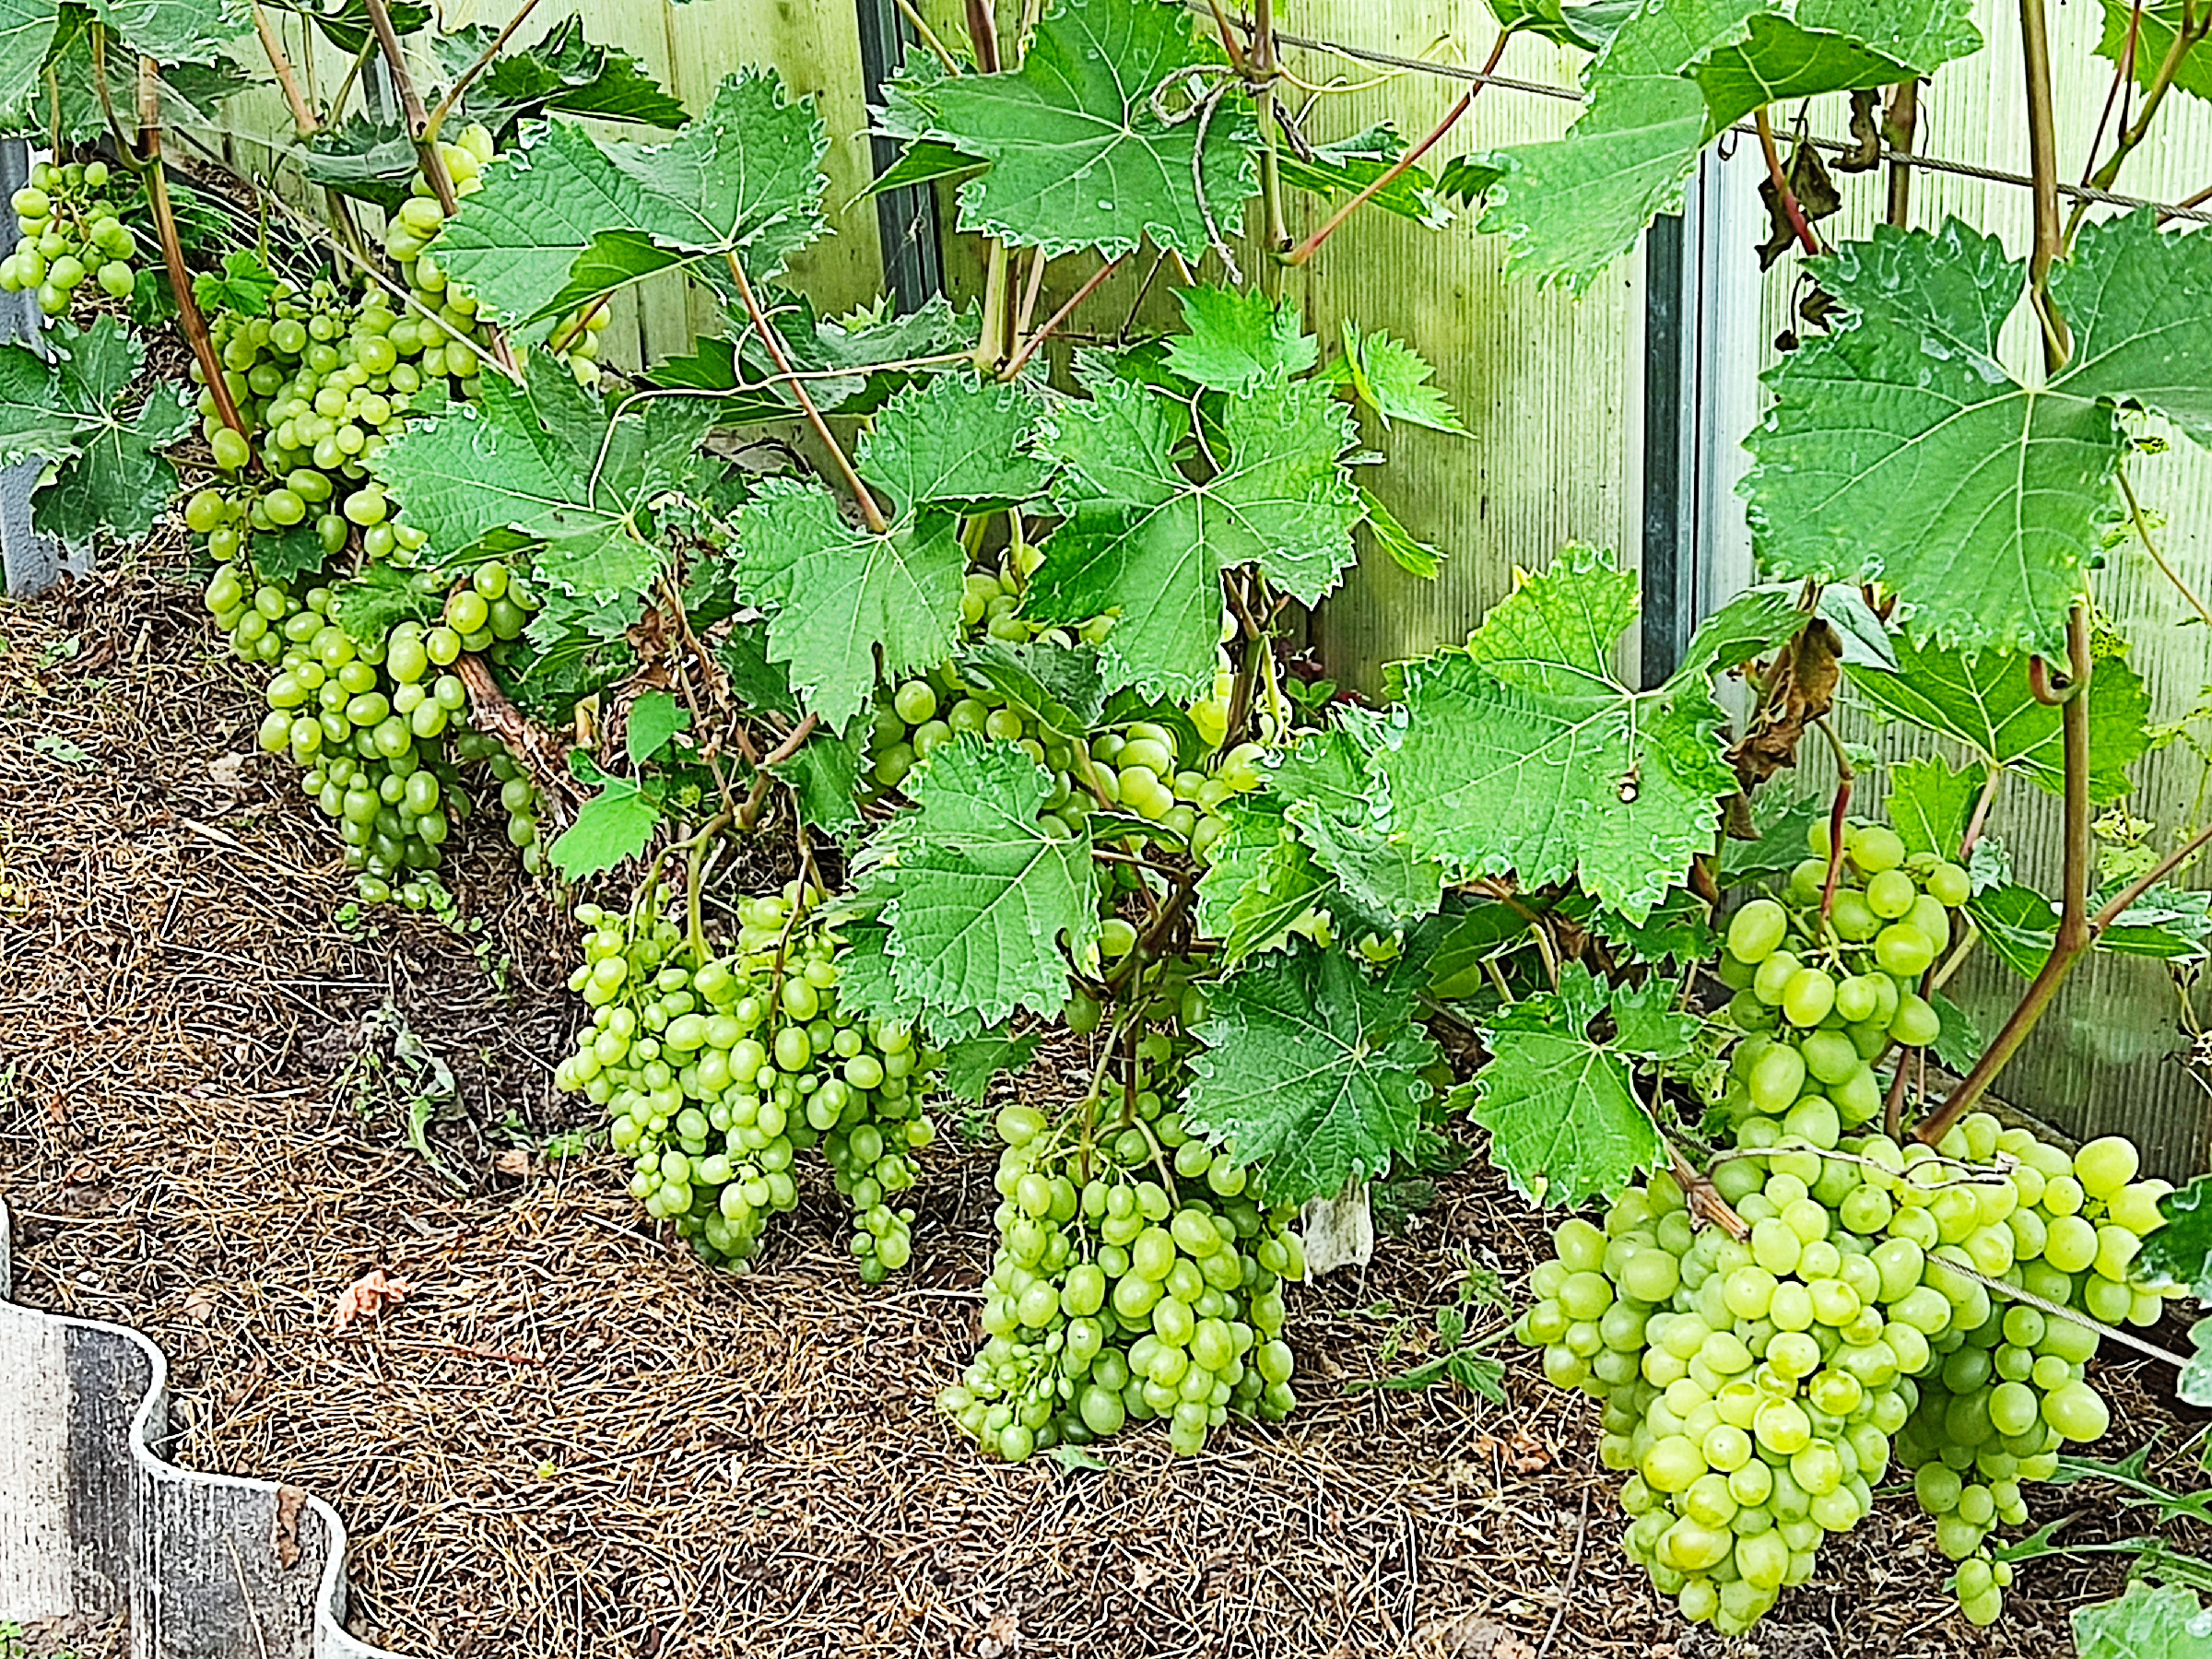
[0,159,136,315]
[554,889,941,1276]
[1516,812,2184,1633]
[940,994,1304,1462]
[203,545,543,903]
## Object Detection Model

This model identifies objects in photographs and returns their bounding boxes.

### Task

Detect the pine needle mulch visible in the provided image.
[0,542,2199,1659]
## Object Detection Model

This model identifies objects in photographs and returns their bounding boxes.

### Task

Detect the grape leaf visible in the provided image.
[626,689,688,762]
[2095,0,2212,108]
[833,917,985,1041]
[245,522,328,586]
[1478,0,1978,289]
[1488,0,1640,52]
[1323,323,1465,433]
[860,735,1100,1036]
[1886,756,1985,860]
[371,363,713,641]
[300,0,429,55]
[1267,713,1445,929]
[2073,1581,2212,1659]
[0,319,192,549]
[1571,887,1721,966]
[1407,900,1531,999]
[435,69,826,342]
[1359,486,1444,578]
[1028,361,1362,700]
[1967,882,2212,977]
[735,375,1052,733]
[2137,1173,2212,1296]
[49,25,255,144]
[1164,286,1319,391]
[87,0,249,64]
[1746,211,2212,657]
[1673,584,1805,681]
[1845,633,2150,804]
[0,0,60,122]
[1183,940,1441,1205]
[330,563,441,641]
[192,250,278,318]
[953,638,1107,742]
[1929,988,1983,1076]
[303,113,419,212]
[771,722,865,837]
[1378,545,1735,923]
[436,13,688,135]
[548,763,661,879]
[1461,964,1665,1206]
[1608,977,1699,1059]
[938,1030,1044,1103]
[1193,798,1331,968]
[1276,124,1452,228]
[1720,792,1823,882]
[887,0,1258,261]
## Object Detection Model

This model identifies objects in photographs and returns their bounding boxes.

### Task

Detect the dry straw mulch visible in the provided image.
[0,542,2202,1659]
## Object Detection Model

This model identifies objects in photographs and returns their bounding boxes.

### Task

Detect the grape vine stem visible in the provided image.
[424,0,548,146]
[2117,464,2212,629]
[725,253,888,535]
[1918,607,2092,1145]
[135,58,248,441]
[1754,108,1821,257]
[1534,1491,1592,1659]
[1001,256,1122,381]
[1281,27,1511,268]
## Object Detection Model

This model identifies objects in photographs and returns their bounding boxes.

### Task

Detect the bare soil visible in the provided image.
[2,542,2206,1659]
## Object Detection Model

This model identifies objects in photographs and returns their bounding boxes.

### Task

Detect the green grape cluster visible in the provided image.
[1517,1109,2176,1634]
[939,1006,1306,1463]
[200,533,543,897]
[1716,819,1974,1147]
[555,889,941,1276]
[1881,1115,2174,1621]
[382,124,609,388]
[197,275,440,527]
[0,159,137,316]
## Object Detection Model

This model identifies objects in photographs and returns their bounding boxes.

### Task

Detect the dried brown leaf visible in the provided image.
[330,1267,416,1335]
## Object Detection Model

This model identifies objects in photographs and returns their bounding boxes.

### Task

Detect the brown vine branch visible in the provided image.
[253,4,319,136]
[1884,79,1918,227]
[1755,107,1821,257]
[136,60,246,441]
[1001,256,1121,381]
[1917,607,2092,1145]
[1282,28,1510,268]
[2019,0,2071,362]
[726,253,887,535]
[363,0,460,216]
[962,0,1002,72]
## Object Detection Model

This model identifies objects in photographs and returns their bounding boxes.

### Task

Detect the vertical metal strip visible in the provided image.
[853,0,943,313]
[1638,208,1694,689]
[0,135,65,599]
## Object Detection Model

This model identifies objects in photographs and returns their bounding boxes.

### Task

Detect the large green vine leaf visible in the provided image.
[0,319,191,548]
[858,735,1100,1038]
[434,68,826,342]
[434,13,688,135]
[2095,0,2212,107]
[1460,965,1669,1207]
[1027,360,1361,701]
[1479,0,1978,288]
[1846,633,2150,804]
[2073,1581,2212,1658]
[1182,940,1441,1205]
[1266,712,1445,930]
[1746,211,2212,656]
[1967,882,2212,978]
[886,0,1259,261]
[1193,798,1330,969]
[371,369,712,640]
[733,375,1051,733]
[86,0,250,65]
[1377,546,1735,923]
